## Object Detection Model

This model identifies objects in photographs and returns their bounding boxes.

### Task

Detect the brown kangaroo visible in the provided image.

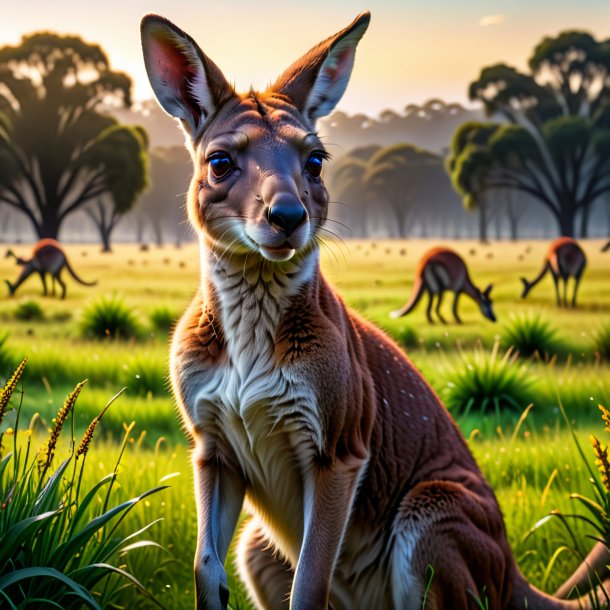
[141,12,608,610]
[390,247,496,324]
[5,238,96,299]
[521,238,587,308]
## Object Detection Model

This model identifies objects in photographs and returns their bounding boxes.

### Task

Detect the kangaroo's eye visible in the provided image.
[305,153,324,178]
[208,152,234,179]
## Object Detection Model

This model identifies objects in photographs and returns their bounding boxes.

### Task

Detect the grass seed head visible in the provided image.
[591,434,610,492]
[599,404,610,434]
[0,357,28,426]
[45,380,86,467]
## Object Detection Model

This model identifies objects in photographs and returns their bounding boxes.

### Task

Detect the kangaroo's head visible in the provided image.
[478,283,496,322]
[520,277,531,299]
[141,13,370,263]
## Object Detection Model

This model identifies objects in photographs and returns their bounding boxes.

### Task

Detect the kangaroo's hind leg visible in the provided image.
[236,519,293,610]
[54,272,67,299]
[391,481,513,610]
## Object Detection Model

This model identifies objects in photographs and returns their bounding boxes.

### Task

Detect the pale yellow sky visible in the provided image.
[2,1,610,116]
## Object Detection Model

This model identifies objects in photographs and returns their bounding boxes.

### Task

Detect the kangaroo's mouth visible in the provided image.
[258,241,296,262]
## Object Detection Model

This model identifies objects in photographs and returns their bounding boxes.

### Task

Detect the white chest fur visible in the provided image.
[183,248,322,559]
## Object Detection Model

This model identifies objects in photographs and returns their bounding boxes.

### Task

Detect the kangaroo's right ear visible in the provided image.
[140,15,235,137]
[271,11,370,124]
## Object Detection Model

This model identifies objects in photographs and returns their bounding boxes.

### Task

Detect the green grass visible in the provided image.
[0,238,608,608]
[501,311,563,359]
[80,294,142,340]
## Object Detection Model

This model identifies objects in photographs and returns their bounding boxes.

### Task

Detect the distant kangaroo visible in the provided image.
[142,12,608,610]
[5,238,96,299]
[521,237,586,307]
[391,247,496,324]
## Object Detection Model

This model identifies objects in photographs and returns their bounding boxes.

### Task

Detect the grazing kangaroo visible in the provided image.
[141,12,608,610]
[390,247,496,324]
[521,238,586,308]
[5,238,96,299]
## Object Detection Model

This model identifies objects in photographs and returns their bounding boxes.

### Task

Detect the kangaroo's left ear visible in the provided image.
[484,284,493,297]
[270,11,370,123]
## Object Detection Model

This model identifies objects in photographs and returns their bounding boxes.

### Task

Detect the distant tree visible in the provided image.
[450,31,610,237]
[364,144,446,237]
[327,154,371,237]
[0,32,148,240]
[84,126,148,251]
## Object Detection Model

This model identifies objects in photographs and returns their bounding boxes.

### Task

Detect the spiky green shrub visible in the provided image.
[149,306,179,334]
[14,299,44,321]
[593,324,610,361]
[393,325,418,350]
[121,354,168,398]
[442,343,535,415]
[502,313,562,359]
[0,359,166,609]
[80,295,141,340]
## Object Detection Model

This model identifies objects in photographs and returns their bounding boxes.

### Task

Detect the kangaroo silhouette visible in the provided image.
[5,239,97,299]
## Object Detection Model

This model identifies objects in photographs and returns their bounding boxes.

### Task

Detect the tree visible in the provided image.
[364,144,448,237]
[83,126,148,252]
[449,31,610,237]
[0,32,148,240]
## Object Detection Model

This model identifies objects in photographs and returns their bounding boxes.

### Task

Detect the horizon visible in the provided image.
[2,1,610,117]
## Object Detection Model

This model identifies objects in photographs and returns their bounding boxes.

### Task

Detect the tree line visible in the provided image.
[0,29,608,247]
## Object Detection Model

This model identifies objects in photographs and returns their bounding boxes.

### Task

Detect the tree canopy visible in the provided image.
[449,30,610,237]
[0,31,148,239]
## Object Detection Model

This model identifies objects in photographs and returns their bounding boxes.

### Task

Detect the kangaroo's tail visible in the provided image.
[64,258,97,287]
[390,275,425,319]
[509,544,610,609]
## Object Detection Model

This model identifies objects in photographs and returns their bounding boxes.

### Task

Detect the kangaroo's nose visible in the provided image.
[267,201,307,237]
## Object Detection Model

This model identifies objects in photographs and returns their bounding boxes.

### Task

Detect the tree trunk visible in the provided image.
[558,210,575,237]
[100,230,112,253]
[478,200,488,243]
[579,201,592,238]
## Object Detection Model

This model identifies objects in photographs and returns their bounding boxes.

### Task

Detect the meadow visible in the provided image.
[1,238,609,609]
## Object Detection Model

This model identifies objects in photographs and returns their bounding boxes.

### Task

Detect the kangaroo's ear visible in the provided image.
[271,12,370,123]
[140,15,235,137]
[484,284,493,297]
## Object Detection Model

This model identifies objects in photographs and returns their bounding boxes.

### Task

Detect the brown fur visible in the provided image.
[391,247,496,323]
[141,13,608,610]
[5,238,96,298]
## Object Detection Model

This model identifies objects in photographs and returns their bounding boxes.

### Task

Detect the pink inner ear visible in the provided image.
[148,34,194,88]
[323,47,354,81]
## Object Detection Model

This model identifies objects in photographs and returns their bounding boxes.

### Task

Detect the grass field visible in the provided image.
[1,238,609,609]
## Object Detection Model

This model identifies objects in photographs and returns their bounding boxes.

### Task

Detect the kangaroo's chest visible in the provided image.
[182,264,324,558]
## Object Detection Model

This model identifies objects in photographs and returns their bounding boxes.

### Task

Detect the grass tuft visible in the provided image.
[442,342,535,415]
[502,312,562,359]
[14,299,44,321]
[149,305,179,335]
[80,294,141,340]
[0,360,166,609]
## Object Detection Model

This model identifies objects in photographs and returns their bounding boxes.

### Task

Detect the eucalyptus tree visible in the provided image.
[449,31,610,237]
[0,32,148,240]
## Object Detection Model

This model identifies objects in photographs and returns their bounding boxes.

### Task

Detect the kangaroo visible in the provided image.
[390,247,496,324]
[141,13,609,610]
[521,238,586,308]
[5,238,96,299]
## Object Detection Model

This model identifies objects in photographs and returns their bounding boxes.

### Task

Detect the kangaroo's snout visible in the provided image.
[267,200,307,237]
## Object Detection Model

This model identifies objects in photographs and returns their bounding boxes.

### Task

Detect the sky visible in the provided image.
[2,0,610,117]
